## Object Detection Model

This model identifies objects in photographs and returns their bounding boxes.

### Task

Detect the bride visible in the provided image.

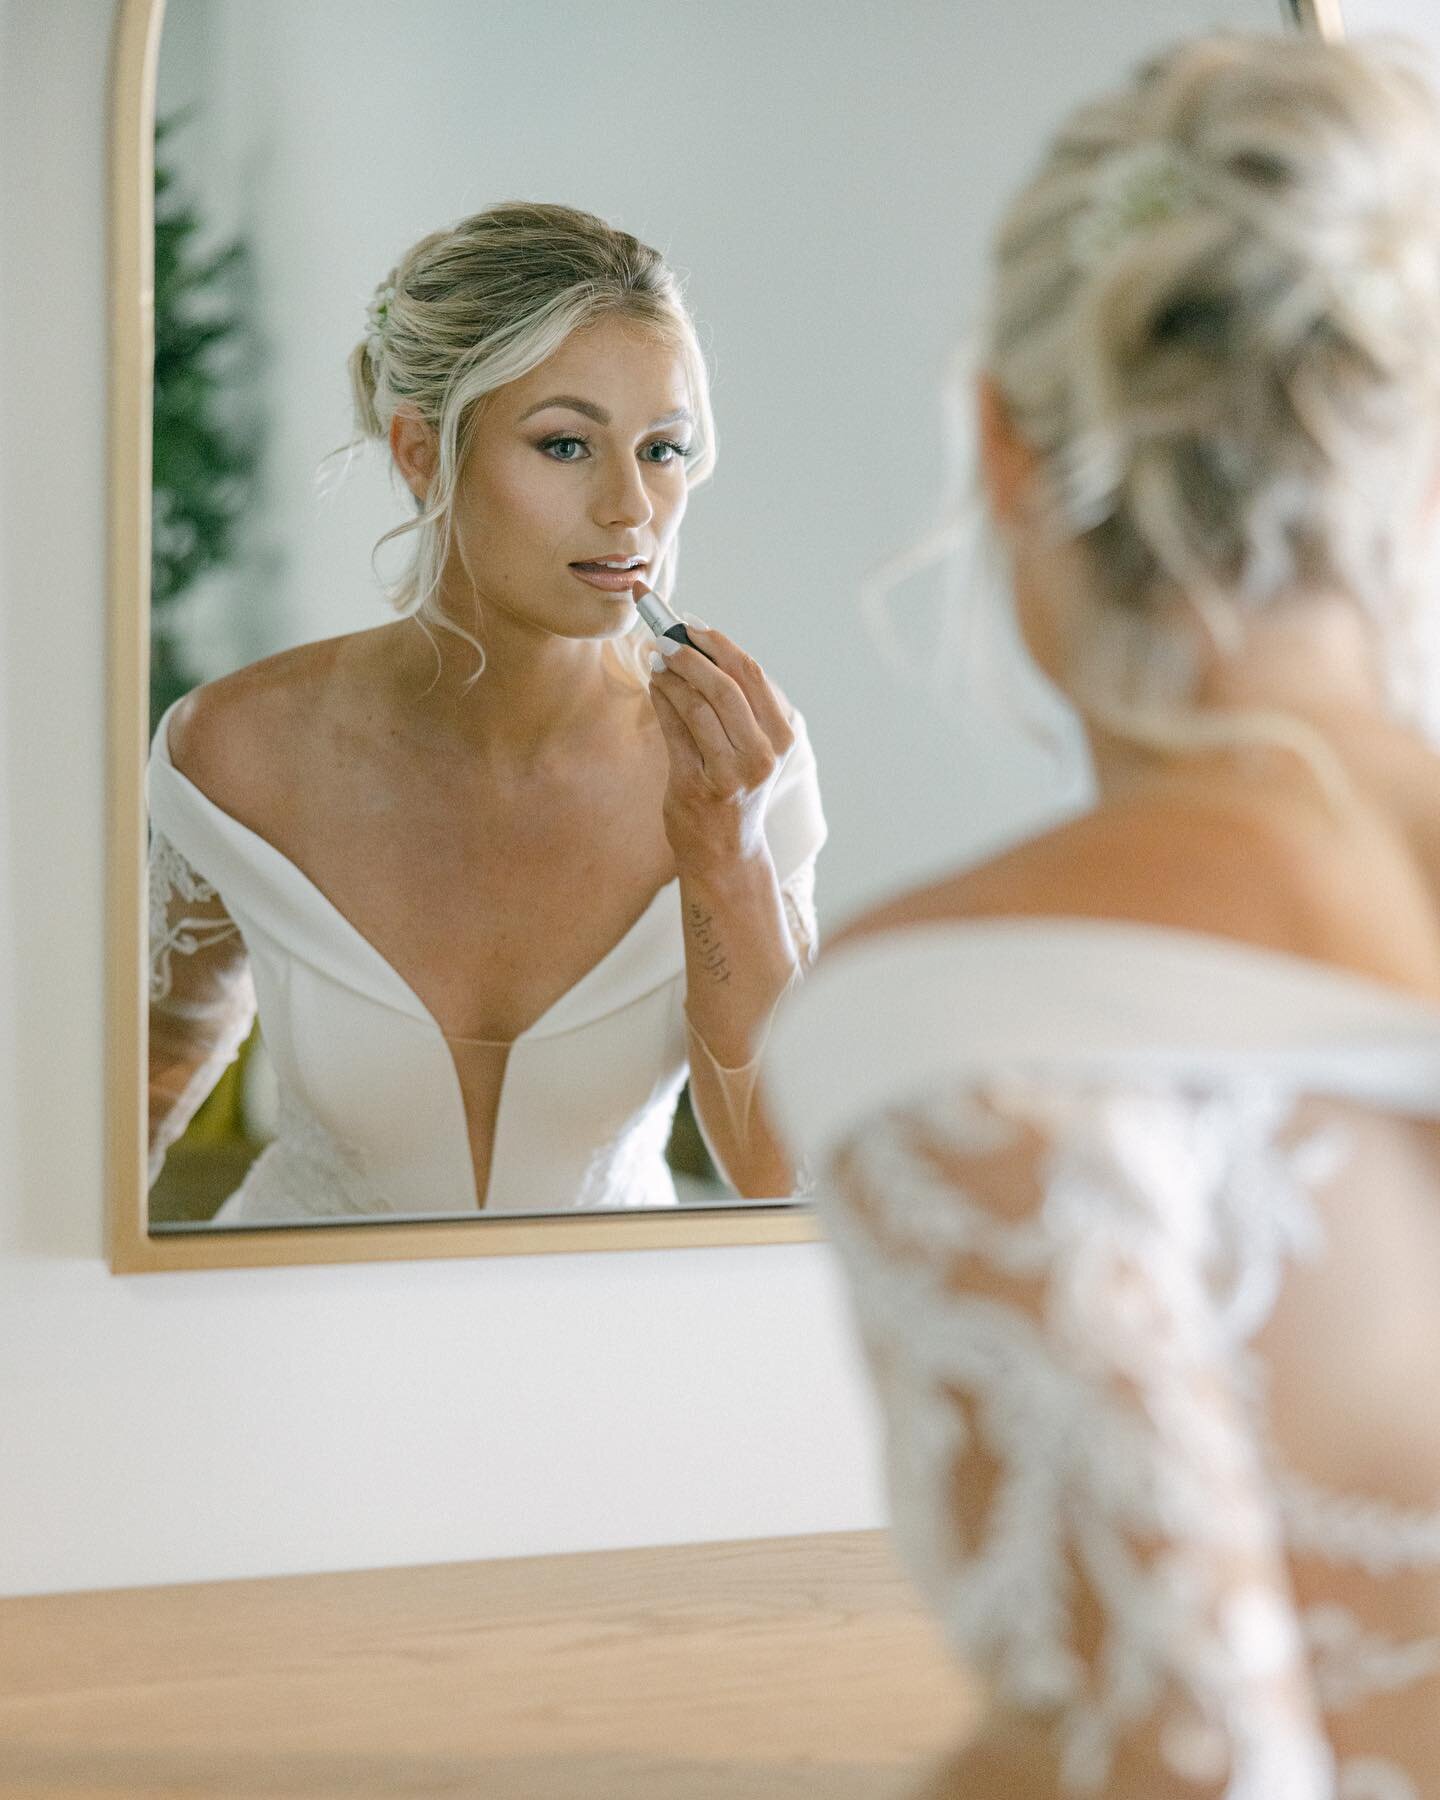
[764,33,1440,1799]
[148,201,826,1220]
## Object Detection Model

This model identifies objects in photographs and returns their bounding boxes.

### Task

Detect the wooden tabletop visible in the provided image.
[0,1530,978,1799]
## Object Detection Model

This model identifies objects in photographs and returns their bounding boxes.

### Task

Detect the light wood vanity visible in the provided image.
[0,1530,976,1798]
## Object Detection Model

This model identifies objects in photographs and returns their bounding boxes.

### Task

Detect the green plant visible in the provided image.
[151,110,259,738]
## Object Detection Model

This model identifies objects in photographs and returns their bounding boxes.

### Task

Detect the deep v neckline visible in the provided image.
[153,706,682,1050]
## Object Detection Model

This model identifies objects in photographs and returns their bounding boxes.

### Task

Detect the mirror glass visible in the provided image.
[145,0,1298,1232]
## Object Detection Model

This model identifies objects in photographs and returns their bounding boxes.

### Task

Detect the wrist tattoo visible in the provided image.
[687,902,732,984]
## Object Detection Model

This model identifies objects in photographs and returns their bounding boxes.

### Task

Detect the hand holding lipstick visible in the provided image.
[630,580,717,664]
[641,603,797,874]
[638,583,807,1196]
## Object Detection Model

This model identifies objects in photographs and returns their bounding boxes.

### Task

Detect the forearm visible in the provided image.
[679,850,801,1197]
[147,994,256,1184]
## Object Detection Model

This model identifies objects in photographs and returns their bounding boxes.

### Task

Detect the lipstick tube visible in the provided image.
[633,584,717,663]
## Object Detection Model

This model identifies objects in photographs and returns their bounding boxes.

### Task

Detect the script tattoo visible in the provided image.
[687,902,732,984]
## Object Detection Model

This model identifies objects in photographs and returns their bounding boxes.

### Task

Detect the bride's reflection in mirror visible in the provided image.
[147,204,827,1226]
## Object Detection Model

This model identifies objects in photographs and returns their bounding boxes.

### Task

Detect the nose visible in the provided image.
[592,450,654,532]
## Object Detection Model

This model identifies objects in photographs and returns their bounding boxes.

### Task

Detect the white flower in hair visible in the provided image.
[1070,142,1201,272]
[365,281,397,350]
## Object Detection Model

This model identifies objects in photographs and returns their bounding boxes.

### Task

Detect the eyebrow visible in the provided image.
[517,395,694,430]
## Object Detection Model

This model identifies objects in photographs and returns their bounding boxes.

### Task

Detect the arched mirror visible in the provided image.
[107,0,1342,1272]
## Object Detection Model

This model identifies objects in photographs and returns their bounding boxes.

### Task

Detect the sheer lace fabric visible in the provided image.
[760,923,1440,1798]
[823,1076,1343,1796]
[147,831,256,1184]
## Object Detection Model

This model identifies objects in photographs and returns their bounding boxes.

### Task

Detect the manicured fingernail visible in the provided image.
[655,636,683,658]
[647,651,665,674]
[682,613,711,633]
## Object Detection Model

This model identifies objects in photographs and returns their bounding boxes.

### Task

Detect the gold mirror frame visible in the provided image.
[104,0,819,1270]
[1292,0,1346,35]
[105,0,1343,1272]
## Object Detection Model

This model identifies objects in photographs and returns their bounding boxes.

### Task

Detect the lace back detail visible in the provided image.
[1279,1470,1440,1576]
[817,1072,1440,1796]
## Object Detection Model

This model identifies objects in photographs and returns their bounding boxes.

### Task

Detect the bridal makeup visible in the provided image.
[632,580,717,664]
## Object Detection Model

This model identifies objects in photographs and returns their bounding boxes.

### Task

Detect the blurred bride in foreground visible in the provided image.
[764,32,1440,1800]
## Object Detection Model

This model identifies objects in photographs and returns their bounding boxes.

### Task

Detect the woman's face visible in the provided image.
[428,315,695,642]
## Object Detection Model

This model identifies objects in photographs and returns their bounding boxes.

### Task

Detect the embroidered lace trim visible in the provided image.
[212,1085,397,1220]
[1278,1469,1440,1575]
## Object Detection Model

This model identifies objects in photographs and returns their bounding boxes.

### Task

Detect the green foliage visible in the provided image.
[151,111,259,737]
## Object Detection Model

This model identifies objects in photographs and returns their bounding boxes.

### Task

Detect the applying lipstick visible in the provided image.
[632,581,718,664]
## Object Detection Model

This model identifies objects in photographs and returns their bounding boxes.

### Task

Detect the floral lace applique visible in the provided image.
[148,830,244,1002]
[819,1074,1371,1796]
[212,1085,394,1221]
[147,830,256,1184]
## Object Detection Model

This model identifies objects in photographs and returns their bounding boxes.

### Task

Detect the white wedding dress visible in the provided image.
[762,918,1440,1798]
[147,696,826,1220]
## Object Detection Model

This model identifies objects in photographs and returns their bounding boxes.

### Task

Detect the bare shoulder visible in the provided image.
[162,637,353,821]
[824,784,1440,995]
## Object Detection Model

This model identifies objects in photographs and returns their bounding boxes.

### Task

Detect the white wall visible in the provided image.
[0,0,1324,1601]
[1342,0,1437,45]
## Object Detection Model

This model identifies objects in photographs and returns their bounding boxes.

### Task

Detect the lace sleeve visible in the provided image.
[148,829,257,1187]
[820,1075,1336,1798]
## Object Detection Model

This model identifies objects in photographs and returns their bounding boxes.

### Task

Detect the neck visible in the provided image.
[1081,589,1394,804]
[388,590,641,778]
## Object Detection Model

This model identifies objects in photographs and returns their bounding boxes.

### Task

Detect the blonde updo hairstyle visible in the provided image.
[347,201,716,686]
[981,33,1440,792]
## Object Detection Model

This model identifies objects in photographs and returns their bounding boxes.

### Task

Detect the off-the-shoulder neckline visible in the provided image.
[760,915,1440,1161]
[815,913,1440,1028]
[149,697,682,1045]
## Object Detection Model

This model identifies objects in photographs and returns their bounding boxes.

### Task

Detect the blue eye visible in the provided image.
[537,433,694,465]
[541,435,588,462]
[644,439,694,465]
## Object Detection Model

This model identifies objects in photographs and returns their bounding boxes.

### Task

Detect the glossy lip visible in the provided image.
[569,564,647,593]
